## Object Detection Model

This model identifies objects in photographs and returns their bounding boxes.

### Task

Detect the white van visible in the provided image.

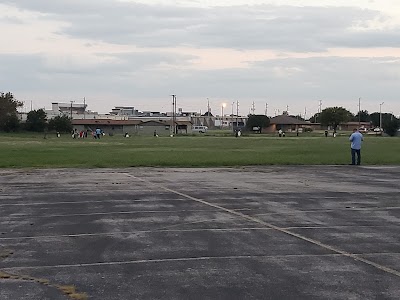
[192,125,208,133]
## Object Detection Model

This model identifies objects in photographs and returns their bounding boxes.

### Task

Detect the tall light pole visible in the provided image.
[221,103,226,129]
[236,101,239,130]
[358,97,361,128]
[170,94,176,135]
[379,102,384,129]
[231,101,235,131]
[70,100,74,120]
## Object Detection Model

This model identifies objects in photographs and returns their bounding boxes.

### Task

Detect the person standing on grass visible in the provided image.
[349,128,364,165]
[95,128,101,139]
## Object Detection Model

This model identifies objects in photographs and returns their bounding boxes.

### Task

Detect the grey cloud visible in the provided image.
[4,1,400,51]
[0,54,46,91]
[2,53,399,106]
[0,16,26,24]
[0,51,196,99]
[0,51,196,77]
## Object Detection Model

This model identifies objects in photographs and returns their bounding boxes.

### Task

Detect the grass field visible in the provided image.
[0,132,399,168]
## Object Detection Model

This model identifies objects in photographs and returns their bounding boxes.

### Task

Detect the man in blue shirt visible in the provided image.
[349,128,364,165]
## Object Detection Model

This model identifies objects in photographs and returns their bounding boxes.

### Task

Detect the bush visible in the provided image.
[384,119,400,137]
[48,115,73,133]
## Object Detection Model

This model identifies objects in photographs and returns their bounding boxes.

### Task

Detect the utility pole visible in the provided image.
[251,101,255,115]
[221,103,226,129]
[265,103,268,116]
[174,95,177,134]
[358,97,361,127]
[171,95,176,135]
[70,100,74,120]
[304,107,307,120]
[315,100,322,123]
[379,102,384,130]
[231,102,235,131]
[83,97,86,119]
[207,98,210,128]
[286,105,289,115]
[236,101,239,130]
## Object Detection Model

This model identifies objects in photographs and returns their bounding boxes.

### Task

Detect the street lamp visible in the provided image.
[221,103,226,129]
[379,102,384,129]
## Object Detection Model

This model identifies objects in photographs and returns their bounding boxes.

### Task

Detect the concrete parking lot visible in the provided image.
[1,166,400,299]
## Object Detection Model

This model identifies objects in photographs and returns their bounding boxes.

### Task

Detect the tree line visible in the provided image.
[1,92,399,136]
[247,107,399,136]
[310,107,399,136]
[0,92,72,133]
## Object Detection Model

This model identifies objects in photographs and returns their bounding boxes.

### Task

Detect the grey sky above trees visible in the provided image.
[1,0,399,116]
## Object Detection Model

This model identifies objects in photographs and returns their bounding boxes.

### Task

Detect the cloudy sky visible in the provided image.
[1,0,399,117]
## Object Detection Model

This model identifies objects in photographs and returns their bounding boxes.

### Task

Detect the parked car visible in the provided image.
[373,127,383,132]
[192,125,208,133]
[358,128,368,133]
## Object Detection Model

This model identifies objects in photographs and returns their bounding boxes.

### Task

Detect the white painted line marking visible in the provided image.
[0,225,396,241]
[124,173,400,278]
[0,199,189,207]
[4,253,400,271]
[4,208,251,219]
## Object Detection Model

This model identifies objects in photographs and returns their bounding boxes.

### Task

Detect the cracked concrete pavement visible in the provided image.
[1,166,400,299]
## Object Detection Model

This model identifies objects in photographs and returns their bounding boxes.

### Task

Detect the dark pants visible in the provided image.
[351,148,361,165]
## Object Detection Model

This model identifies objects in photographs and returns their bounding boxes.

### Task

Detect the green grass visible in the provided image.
[0,132,399,168]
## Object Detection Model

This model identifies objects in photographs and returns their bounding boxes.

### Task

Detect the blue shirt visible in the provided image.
[349,132,363,150]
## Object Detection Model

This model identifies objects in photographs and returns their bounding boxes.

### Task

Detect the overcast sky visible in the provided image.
[1,0,399,117]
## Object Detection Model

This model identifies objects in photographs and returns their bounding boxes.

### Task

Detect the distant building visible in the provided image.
[42,101,246,130]
[71,119,192,136]
[264,115,311,133]
[46,102,95,119]
[110,106,139,116]
[52,102,87,114]
[139,111,167,117]
[337,122,372,131]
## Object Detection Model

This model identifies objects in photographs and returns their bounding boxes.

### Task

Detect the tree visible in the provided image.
[25,109,47,132]
[0,92,23,132]
[353,110,370,122]
[370,112,395,128]
[308,112,320,123]
[384,119,400,137]
[319,107,353,130]
[246,115,270,132]
[48,115,73,133]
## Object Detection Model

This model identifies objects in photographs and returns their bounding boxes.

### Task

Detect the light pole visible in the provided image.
[231,102,235,131]
[379,102,384,129]
[358,97,361,128]
[70,100,74,120]
[170,94,176,135]
[221,103,226,129]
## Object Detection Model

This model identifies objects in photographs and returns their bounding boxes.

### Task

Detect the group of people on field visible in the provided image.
[71,128,103,139]
[67,125,364,165]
